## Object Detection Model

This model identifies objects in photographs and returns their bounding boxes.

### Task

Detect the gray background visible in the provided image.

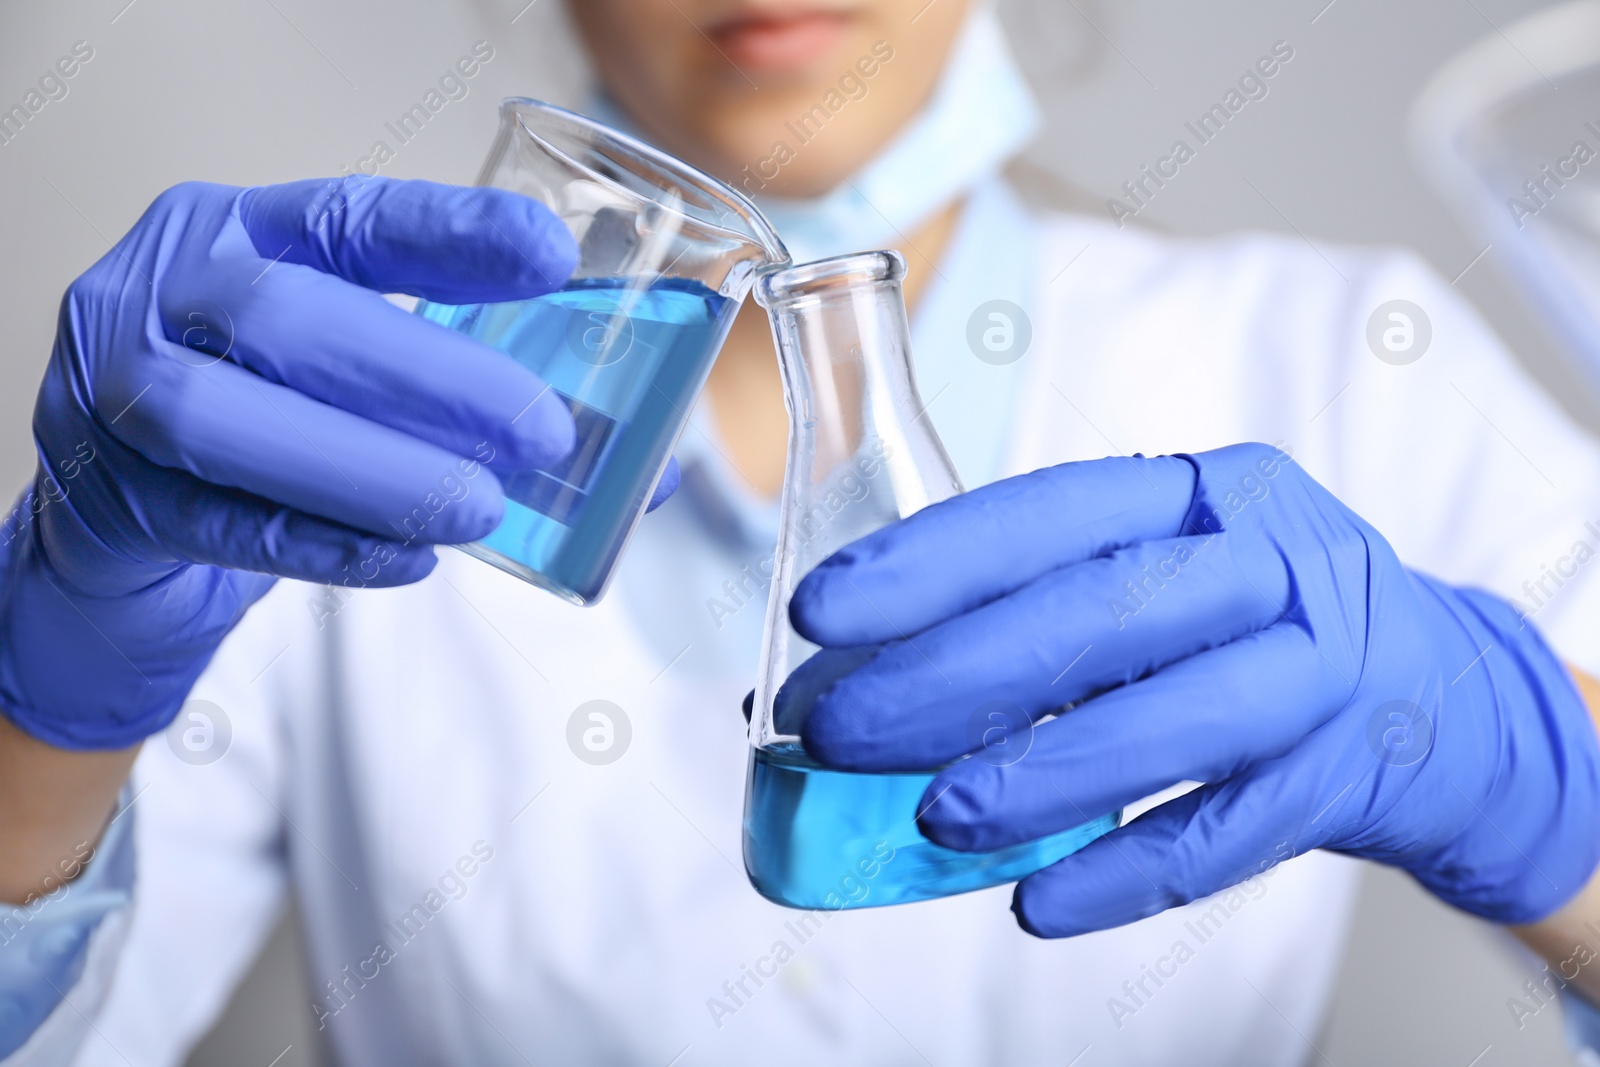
[0,0,1591,1064]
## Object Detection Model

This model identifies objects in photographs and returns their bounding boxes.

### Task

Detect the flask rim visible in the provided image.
[755,250,908,308]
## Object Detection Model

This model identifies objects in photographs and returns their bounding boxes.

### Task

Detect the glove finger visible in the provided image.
[777,646,881,737]
[235,178,578,302]
[915,624,1346,850]
[123,470,436,587]
[150,471,437,586]
[790,454,1197,646]
[103,350,507,542]
[165,258,574,471]
[1011,767,1320,938]
[36,440,437,590]
[796,532,1291,771]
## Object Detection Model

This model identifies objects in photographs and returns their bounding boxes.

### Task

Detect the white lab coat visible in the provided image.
[22,176,1600,1067]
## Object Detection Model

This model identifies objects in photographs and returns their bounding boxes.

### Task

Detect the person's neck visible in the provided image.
[704,199,965,499]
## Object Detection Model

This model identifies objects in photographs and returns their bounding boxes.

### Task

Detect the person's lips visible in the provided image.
[709,10,852,73]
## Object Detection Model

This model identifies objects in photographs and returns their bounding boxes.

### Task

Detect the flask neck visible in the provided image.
[750,251,963,749]
[757,251,963,516]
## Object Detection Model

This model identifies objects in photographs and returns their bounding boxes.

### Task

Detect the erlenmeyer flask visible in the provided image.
[416,99,789,605]
[743,251,1119,910]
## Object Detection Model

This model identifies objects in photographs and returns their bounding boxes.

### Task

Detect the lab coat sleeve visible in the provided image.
[57,579,325,1067]
[1563,990,1600,1062]
[0,787,134,1065]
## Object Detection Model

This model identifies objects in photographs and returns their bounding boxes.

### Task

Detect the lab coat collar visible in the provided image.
[674,174,1041,552]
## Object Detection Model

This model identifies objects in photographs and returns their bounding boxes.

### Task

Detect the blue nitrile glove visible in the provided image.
[785,443,1600,934]
[0,176,597,750]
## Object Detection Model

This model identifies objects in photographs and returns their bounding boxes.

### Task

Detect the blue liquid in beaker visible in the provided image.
[743,742,1120,910]
[419,278,735,603]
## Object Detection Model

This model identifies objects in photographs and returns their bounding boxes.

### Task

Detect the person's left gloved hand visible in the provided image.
[784,443,1600,935]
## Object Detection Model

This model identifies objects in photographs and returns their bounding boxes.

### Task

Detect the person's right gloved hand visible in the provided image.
[0,177,582,750]
[784,446,1600,934]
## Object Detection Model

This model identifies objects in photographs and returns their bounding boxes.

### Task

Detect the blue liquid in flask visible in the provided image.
[418,278,735,604]
[744,742,1120,910]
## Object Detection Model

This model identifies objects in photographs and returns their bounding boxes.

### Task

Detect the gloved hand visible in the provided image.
[785,443,1600,933]
[1,177,592,750]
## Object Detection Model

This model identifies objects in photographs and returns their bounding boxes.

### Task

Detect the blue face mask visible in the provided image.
[588,4,1042,266]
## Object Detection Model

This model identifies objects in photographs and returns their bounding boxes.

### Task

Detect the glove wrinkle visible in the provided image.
[796,443,1600,933]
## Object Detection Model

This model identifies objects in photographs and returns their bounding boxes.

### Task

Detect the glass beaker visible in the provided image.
[743,251,1119,911]
[1411,3,1600,389]
[416,98,789,605]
